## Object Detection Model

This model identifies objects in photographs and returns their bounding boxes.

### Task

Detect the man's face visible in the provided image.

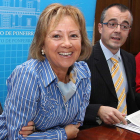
[98,7,132,54]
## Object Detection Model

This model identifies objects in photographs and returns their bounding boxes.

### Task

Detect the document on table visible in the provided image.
[115,110,140,134]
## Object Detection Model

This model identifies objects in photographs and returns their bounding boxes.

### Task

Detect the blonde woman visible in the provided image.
[0,3,91,139]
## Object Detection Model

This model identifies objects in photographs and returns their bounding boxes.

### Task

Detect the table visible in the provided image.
[75,125,140,140]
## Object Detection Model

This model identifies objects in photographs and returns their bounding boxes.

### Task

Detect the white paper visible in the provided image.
[115,110,140,134]
[116,122,140,134]
[126,110,140,127]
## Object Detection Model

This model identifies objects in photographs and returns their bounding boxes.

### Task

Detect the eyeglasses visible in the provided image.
[102,21,131,31]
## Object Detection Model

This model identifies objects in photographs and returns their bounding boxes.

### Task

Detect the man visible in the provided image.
[82,3,140,128]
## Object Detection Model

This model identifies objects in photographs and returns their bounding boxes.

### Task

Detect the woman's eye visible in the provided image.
[71,34,77,37]
[70,34,80,39]
[50,34,62,40]
[53,34,60,38]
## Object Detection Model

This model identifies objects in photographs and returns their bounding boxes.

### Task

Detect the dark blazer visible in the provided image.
[83,41,140,128]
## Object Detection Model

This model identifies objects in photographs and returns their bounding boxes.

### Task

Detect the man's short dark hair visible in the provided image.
[100,3,133,25]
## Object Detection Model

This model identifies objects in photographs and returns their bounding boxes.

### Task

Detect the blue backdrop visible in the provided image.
[0,0,97,108]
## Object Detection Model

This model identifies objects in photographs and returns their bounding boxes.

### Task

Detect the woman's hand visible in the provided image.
[65,123,80,139]
[19,121,35,137]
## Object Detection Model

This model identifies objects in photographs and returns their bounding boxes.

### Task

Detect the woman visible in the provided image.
[0,3,91,139]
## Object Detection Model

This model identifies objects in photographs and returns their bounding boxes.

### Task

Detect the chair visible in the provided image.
[0,103,3,115]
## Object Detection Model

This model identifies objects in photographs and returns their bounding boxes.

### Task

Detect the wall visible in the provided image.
[0,0,97,108]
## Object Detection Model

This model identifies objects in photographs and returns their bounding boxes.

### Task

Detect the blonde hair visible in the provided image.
[29,3,92,61]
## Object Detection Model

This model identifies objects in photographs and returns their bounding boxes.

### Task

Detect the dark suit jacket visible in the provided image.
[82,41,140,128]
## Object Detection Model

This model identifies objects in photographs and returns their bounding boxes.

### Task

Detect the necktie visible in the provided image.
[111,57,127,114]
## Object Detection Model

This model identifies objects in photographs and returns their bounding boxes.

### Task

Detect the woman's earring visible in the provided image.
[41,49,45,55]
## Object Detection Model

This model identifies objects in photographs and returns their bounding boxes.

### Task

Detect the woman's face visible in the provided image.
[42,16,81,73]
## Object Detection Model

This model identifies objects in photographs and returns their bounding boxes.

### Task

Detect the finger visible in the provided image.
[75,128,79,136]
[28,121,35,126]
[21,126,34,131]
[114,112,127,125]
[75,133,78,138]
[75,123,81,128]
[120,117,127,125]
[105,117,114,125]
[22,134,28,137]
[122,113,126,117]
[110,114,122,124]
[102,114,115,125]
[77,128,79,133]
[19,130,33,135]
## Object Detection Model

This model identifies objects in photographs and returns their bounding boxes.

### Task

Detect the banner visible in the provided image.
[0,0,97,107]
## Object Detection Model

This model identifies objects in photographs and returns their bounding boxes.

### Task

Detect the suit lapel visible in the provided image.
[120,50,135,99]
[94,42,117,98]
[120,50,130,79]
